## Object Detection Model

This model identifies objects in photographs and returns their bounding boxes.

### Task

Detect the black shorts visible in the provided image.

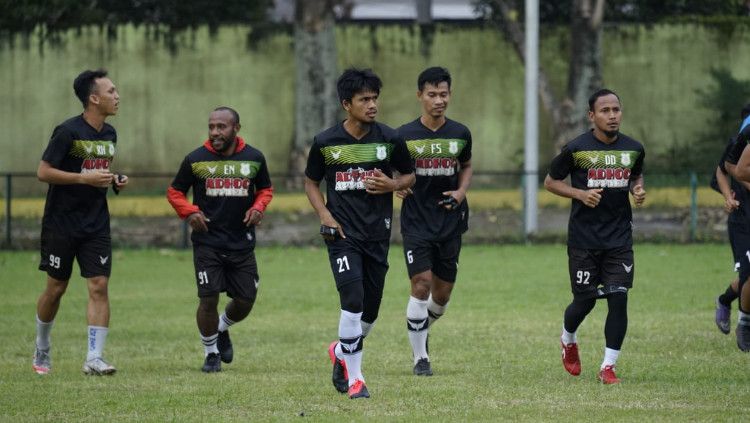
[325,236,389,290]
[728,219,750,274]
[193,244,259,300]
[38,228,112,280]
[402,235,462,283]
[568,246,634,299]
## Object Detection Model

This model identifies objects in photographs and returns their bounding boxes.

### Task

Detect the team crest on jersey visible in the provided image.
[621,152,631,166]
[384,218,391,230]
[376,145,387,160]
[240,162,251,176]
[449,141,459,155]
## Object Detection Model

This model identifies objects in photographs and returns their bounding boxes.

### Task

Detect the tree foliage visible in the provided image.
[0,0,274,48]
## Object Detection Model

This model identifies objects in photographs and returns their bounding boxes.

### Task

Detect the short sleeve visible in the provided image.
[725,140,745,166]
[458,128,472,163]
[630,147,645,178]
[305,139,326,181]
[548,144,574,180]
[254,154,272,190]
[390,136,414,175]
[41,125,74,167]
[170,157,195,193]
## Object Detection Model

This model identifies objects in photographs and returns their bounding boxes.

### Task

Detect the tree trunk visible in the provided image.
[491,0,604,152]
[416,0,434,58]
[288,0,340,188]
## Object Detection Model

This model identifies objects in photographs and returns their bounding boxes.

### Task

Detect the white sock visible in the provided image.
[407,296,429,363]
[86,326,108,361]
[339,309,364,386]
[739,310,750,327]
[201,333,219,356]
[36,315,54,350]
[427,295,448,327]
[561,326,577,345]
[601,347,620,369]
[361,320,375,338]
[218,313,235,333]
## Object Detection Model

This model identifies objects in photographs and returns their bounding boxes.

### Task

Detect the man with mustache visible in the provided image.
[167,107,273,372]
[544,89,646,384]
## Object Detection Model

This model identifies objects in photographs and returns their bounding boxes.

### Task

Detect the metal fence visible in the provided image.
[0,170,717,249]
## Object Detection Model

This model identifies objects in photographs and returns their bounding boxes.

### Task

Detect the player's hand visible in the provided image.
[187,211,210,233]
[395,188,413,199]
[724,193,740,213]
[81,170,114,188]
[320,215,346,240]
[631,185,646,207]
[579,188,603,208]
[243,208,263,226]
[364,169,395,194]
[440,190,465,210]
[113,174,129,192]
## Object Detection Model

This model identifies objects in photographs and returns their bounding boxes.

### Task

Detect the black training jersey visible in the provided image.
[41,115,117,236]
[548,131,645,249]
[716,138,750,225]
[170,140,272,251]
[305,121,414,241]
[397,117,472,240]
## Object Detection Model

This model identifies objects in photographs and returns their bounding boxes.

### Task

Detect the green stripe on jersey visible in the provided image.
[406,138,466,158]
[321,143,393,165]
[573,150,640,169]
[191,161,262,178]
[69,140,115,159]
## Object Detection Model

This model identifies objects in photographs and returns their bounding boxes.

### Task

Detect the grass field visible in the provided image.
[1,244,749,422]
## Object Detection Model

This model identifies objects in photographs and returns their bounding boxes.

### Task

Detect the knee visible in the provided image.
[232,297,255,313]
[46,278,69,298]
[87,277,109,300]
[339,284,363,314]
[607,292,628,312]
[198,295,219,312]
[410,276,431,299]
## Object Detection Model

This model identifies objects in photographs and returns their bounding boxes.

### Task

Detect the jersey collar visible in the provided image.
[202,136,247,154]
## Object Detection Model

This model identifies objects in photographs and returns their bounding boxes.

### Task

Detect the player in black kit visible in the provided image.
[544,89,646,384]
[33,69,128,376]
[396,67,472,376]
[305,68,415,399]
[719,106,750,351]
[167,107,273,372]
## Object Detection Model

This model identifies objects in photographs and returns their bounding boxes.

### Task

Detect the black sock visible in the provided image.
[719,285,738,306]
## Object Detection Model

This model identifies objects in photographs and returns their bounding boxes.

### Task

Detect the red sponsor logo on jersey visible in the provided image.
[415,158,456,176]
[205,178,251,196]
[334,167,379,191]
[81,158,111,171]
[587,168,631,188]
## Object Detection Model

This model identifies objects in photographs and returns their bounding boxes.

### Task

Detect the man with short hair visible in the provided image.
[305,68,415,398]
[167,107,273,372]
[396,66,472,376]
[710,105,750,335]
[544,89,646,384]
[34,68,128,376]
[719,104,750,351]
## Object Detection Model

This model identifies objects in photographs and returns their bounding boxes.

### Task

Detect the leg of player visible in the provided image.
[217,297,254,364]
[406,270,431,375]
[715,278,738,335]
[33,276,68,375]
[598,292,627,384]
[561,297,595,376]
[737,277,750,352]
[82,276,116,375]
[198,295,221,372]
[338,280,368,399]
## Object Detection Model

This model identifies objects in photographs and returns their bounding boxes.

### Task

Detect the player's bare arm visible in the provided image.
[304,176,346,239]
[734,143,750,182]
[37,160,114,188]
[365,169,415,195]
[629,174,646,207]
[441,160,473,210]
[715,165,739,213]
[544,174,602,208]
